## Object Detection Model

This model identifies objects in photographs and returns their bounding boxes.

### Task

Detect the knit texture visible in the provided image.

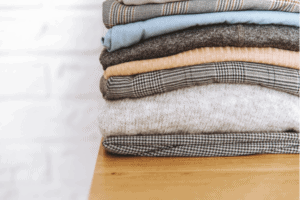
[103,47,300,79]
[103,133,300,156]
[103,0,299,28]
[102,11,299,52]
[100,24,299,69]
[100,62,300,100]
[117,0,186,5]
[99,84,300,137]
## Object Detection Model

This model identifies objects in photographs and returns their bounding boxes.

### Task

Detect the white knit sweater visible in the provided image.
[99,84,299,137]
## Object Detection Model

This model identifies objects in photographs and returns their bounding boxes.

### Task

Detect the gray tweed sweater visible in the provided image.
[100,24,299,70]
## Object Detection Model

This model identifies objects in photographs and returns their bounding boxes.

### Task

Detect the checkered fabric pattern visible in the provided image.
[102,0,299,28]
[102,62,300,100]
[102,132,300,156]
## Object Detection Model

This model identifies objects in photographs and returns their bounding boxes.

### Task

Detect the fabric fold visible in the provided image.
[103,132,300,156]
[100,62,300,100]
[103,47,300,79]
[99,84,300,137]
[102,11,299,52]
[103,0,299,28]
[117,0,186,5]
[100,24,299,69]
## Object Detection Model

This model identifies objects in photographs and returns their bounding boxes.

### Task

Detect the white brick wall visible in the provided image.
[0,1,105,199]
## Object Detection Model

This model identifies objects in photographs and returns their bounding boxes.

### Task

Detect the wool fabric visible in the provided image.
[103,47,300,79]
[99,84,300,137]
[100,24,299,69]
[103,0,299,28]
[102,11,299,51]
[100,62,300,100]
[103,133,300,156]
[117,0,187,5]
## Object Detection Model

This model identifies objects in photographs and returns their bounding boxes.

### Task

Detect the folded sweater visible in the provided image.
[103,47,300,79]
[102,11,299,51]
[101,62,300,100]
[100,24,299,69]
[103,0,299,28]
[117,0,187,5]
[103,133,300,156]
[99,84,300,137]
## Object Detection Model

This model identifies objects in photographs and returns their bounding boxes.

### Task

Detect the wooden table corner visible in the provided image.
[89,138,299,200]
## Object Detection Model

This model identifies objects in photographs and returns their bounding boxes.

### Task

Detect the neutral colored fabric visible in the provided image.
[103,47,300,79]
[117,0,186,5]
[102,11,299,51]
[99,84,300,137]
[103,0,299,28]
[103,133,300,156]
[100,24,299,69]
[100,62,300,100]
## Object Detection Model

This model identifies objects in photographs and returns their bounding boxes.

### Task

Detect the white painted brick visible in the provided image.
[49,56,103,99]
[16,186,61,200]
[18,185,88,200]
[0,186,18,200]
[0,99,102,140]
[0,1,106,199]
[0,10,42,50]
[0,168,12,183]
[0,143,49,184]
[0,55,104,99]
[49,0,104,7]
[0,0,42,8]
[0,61,49,97]
[14,141,101,200]
[49,142,99,187]
[0,10,104,52]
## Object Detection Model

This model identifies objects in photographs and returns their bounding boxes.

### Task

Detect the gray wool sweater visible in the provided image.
[100,24,299,70]
[99,84,300,137]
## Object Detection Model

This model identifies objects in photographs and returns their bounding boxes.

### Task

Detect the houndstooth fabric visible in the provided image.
[102,0,299,28]
[100,62,300,100]
[102,132,300,156]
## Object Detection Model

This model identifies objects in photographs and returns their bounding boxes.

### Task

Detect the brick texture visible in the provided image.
[0,1,104,199]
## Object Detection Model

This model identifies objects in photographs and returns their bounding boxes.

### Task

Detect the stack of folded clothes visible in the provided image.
[99,0,300,156]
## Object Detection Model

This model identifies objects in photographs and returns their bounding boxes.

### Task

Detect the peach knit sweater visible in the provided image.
[103,47,300,79]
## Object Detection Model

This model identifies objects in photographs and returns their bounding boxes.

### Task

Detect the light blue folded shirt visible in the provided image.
[102,11,300,52]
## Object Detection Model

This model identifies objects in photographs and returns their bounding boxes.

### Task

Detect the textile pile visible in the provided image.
[99,0,300,156]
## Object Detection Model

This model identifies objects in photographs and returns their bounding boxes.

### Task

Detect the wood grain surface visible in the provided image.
[89,139,299,200]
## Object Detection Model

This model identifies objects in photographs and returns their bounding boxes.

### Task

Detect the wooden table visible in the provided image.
[89,139,299,200]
